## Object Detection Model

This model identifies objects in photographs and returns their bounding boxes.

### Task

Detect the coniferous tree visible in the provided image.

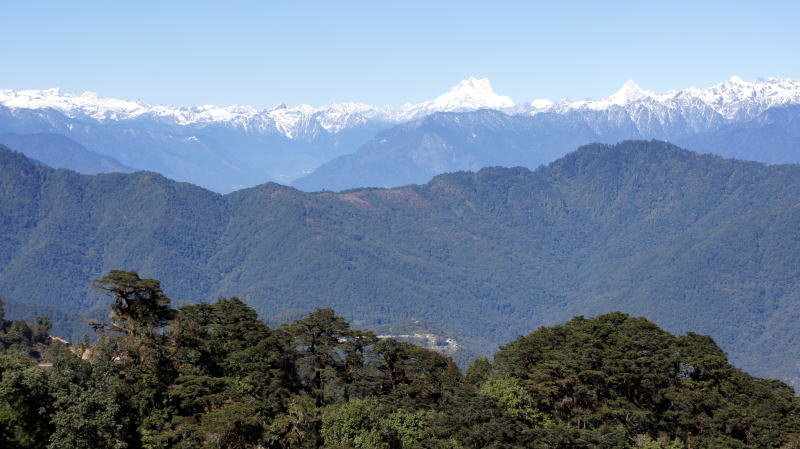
[93,270,176,335]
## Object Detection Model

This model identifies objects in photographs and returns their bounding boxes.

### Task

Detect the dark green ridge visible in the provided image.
[1,140,799,388]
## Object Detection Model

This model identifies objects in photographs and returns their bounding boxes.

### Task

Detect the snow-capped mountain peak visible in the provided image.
[680,76,800,119]
[3,76,800,139]
[428,77,515,111]
[0,87,150,120]
[387,77,516,121]
[605,79,655,105]
[0,78,519,137]
[519,76,800,121]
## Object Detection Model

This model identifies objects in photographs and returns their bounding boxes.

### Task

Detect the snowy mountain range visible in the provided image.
[526,76,800,117]
[293,77,800,191]
[0,77,516,138]
[4,76,799,134]
[1,76,799,192]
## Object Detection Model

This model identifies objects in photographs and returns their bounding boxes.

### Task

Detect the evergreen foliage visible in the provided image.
[94,270,176,334]
[1,140,800,386]
[0,281,796,449]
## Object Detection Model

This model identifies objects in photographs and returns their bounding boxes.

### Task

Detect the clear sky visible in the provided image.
[2,0,799,108]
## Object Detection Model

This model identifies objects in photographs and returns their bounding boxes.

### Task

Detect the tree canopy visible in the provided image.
[0,276,796,449]
[93,270,176,334]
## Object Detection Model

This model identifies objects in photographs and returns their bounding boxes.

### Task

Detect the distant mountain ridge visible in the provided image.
[292,109,603,191]
[0,78,518,191]
[0,78,516,135]
[677,104,800,164]
[0,133,131,174]
[5,76,799,134]
[292,102,800,191]
[1,140,799,388]
[293,77,800,191]
[3,77,800,192]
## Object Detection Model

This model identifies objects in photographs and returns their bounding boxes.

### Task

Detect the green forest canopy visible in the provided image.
[2,139,800,388]
[0,271,797,449]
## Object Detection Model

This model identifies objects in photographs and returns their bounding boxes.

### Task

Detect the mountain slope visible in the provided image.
[294,103,800,192]
[4,77,800,192]
[295,77,800,191]
[1,141,799,386]
[677,104,800,163]
[0,132,132,174]
[292,110,626,191]
[0,79,513,191]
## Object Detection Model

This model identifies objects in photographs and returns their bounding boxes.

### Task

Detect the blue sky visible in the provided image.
[2,0,798,108]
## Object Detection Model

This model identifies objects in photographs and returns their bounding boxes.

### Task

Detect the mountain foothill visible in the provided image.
[1,139,799,393]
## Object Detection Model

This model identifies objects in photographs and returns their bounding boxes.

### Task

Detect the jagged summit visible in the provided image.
[0,77,516,136]
[683,76,800,119]
[2,77,800,139]
[428,77,515,111]
[604,79,656,105]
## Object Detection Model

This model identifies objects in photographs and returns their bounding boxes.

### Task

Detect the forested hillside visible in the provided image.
[1,140,799,387]
[0,273,797,449]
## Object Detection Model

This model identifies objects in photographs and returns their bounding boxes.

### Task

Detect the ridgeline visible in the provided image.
[1,140,799,387]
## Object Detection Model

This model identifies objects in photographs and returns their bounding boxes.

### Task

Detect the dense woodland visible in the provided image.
[0,271,797,449]
[2,140,800,388]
